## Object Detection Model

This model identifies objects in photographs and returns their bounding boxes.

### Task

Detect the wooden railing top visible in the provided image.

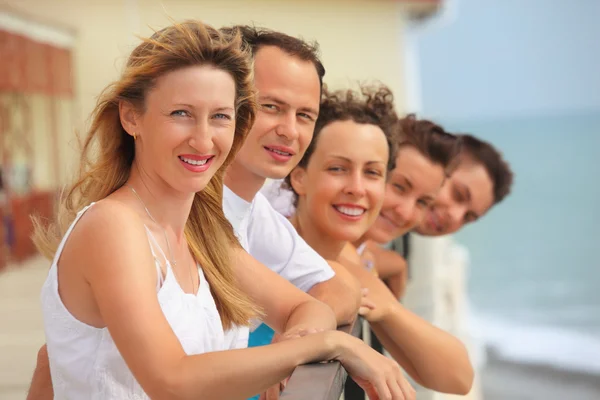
[280,318,362,400]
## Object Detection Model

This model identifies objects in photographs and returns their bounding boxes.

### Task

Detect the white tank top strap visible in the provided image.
[50,202,96,266]
[143,226,168,289]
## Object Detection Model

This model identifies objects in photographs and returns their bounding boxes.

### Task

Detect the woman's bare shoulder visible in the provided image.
[62,198,150,268]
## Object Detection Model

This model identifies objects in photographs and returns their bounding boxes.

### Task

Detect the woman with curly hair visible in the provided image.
[31,21,416,399]
[284,84,475,395]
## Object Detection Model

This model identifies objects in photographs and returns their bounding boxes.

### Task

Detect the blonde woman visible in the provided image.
[32,21,413,399]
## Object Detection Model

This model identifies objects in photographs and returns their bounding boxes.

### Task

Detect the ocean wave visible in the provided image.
[469,312,600,375]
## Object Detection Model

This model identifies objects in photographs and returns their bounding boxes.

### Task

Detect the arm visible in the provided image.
[75,204,330,399]
[366,243,408,299]
[340,253,474,395]
[247,195,360,326]
[307,261,361,325]
[26,345,53,400]
[233,247,336,333]
[68,203,413,400]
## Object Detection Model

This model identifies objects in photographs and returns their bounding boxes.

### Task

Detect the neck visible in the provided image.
[126,162,194,242]
[353,235,368,249]
[290,203,346,261]
[224,160,267,202]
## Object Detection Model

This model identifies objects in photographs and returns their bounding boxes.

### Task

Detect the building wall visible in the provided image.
[2,0,411,189]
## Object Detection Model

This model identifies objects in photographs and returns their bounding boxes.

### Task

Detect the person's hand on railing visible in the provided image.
[358,286,393,323]
[358,287,377,316]
[259,326,326,400]
[336,333,416,400]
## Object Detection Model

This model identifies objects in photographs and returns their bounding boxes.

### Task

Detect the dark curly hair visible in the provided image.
[284,83,400,204]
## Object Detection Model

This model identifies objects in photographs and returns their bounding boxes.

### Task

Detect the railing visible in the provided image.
[281,318,362,400]
[279,235,483,400]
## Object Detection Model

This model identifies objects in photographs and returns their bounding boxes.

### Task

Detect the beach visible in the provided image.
[481,349,600,400]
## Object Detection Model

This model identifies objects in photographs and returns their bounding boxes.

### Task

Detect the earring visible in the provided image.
[133,132,137,140]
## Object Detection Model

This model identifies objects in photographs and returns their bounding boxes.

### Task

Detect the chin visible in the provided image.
[367,229,393,245]
[263,165,294,180]
[325,227,360,243]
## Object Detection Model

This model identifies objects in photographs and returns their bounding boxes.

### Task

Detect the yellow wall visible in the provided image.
[2,0,410,188]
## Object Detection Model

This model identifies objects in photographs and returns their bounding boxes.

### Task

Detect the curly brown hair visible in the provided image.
[284,83,400,204]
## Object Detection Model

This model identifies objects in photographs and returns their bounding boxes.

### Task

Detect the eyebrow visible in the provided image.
[259,95,319,117]
[174,103,234,113]
[330,155,386,166]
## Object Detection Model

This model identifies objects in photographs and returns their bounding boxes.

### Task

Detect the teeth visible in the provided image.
[334,206,365,217]
[269,148,291,156]
[180,156,209,166]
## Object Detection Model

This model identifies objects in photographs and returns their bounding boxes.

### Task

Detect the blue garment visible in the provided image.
[247,323,276,400]
[248,323,275,347]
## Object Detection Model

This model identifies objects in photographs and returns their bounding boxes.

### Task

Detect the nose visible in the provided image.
[394,199,417,227]
[275,112,299,141]
[188,119,213,153]
[447,204,467,228]
[344,172,366,197]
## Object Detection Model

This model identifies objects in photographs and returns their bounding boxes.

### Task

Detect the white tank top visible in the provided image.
[40,203,248,399]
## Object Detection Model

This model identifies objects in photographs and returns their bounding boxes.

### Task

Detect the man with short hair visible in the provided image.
[220,27,362,355]
[415,133,514,236]
[367,133,514,298]
[25,26,361,400]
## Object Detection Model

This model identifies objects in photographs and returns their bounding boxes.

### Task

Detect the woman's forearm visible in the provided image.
[170,331,342,399]
[371,303,474,395]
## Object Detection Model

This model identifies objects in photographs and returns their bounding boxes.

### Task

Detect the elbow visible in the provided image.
[332,278,362,325]
[447,366,475,395]
[436,354,475,395]
[334,277,362,325]
[452,344,475,395]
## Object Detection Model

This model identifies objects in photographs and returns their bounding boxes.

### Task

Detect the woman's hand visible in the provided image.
[260,326,326,400]
[358,288,377,316]
[335,333,416,400]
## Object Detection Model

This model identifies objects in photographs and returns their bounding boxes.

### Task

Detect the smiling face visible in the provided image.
[365,145,446,244]
[230,45,321,183]
[291,119,389,243]
[415,157,494,236]
[123,65,237,194]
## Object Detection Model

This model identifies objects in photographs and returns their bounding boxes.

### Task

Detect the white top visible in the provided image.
[260,179,296,218]
[41,203,246,400]
[261,180,386,272]
[223,185,334,292]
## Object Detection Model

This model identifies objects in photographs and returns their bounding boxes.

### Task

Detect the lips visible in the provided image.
[178,154,215,173]
[263,145,296,162]
[428,211,444,232]
[179,155,211,166]
[333,205,366,217]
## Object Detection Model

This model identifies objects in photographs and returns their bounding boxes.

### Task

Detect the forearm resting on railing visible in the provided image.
[371,304,474,395]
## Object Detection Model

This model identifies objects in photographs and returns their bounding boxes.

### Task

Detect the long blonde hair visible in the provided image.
[32,20,260,329]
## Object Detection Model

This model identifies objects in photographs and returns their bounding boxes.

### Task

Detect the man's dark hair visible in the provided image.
[457,134,514,204]
[221,25,325,90]
[398,114,461,175]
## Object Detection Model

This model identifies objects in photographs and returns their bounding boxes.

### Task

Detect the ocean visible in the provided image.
[447,110,600,375]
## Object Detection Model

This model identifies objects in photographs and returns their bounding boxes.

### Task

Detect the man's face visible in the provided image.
[415,158,495,236]
[232,45,321,180]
